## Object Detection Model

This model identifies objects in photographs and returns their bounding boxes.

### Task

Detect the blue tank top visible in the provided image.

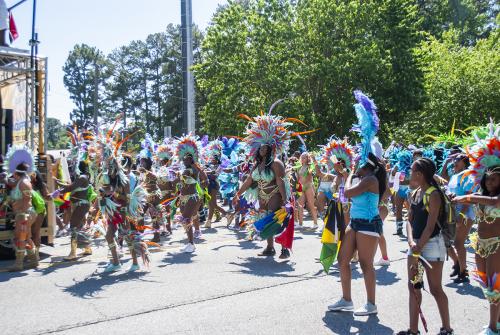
[350,192,379,220]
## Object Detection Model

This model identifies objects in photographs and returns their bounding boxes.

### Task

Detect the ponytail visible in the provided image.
[364,152,387,200]
[414,158,445,218]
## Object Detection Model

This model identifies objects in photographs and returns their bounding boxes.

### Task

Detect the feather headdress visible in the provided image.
[351,90,380,166]
[4,143,36,174]
[320,137,356,171]
[156,144,174,161]
[175,133,200,162]
[396,149,413,176]
[464,119,500,185]
[139,133,157,160]
[239,113,312,157]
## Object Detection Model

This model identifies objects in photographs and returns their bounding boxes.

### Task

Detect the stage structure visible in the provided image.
[0,45,55,253]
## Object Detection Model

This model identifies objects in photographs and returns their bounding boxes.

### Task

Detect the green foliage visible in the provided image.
[417,28,500,139]
[46,117,69,150]
[63,44,111,128]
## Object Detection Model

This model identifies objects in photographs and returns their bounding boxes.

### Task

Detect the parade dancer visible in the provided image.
[55,160,95,261]
[2,145,36,271]
[233,112,312,259]
[453,122,500,335]
[328,90,387,316]
[295,152,319,229]
[99,132,149,272]
[175,134,208,253]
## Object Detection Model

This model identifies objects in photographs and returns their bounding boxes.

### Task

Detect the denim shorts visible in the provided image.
[414,234,446,262]
[454,204,475,221]
[350,216,383,236]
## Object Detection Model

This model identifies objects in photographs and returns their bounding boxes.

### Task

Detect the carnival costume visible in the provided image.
[238,112,313,250]
[463,121,500,305]
[98,123,150,272]
[3,144,36,270]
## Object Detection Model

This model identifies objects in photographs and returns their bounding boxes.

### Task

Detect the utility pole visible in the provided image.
[181,0,195,134]
[93,63,99,134]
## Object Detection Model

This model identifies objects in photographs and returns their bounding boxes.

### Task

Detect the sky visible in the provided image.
[7,0,227,123]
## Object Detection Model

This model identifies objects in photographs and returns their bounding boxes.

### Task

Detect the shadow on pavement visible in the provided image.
[228,256,303,278]
[60,270,149,299]
[212,240,260,251]
[158,251,195,268]
[445,282,485,299]
[376,266,401,286]
[0,270,28,281]
[323,312,393,334]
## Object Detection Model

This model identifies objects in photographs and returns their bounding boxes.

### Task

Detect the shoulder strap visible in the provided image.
[422,186,437,210]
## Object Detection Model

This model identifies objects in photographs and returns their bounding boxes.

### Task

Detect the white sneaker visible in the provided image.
[354,302,378,316]
[193,230,202,239]
[328,298,354,312]
[180,243,196,253]
[479,326,500,335]
[374,258,390,266]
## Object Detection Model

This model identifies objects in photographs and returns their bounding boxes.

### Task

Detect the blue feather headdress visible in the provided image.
[396,149,413,176]
[351,90,380,166]
[139,133,157,160]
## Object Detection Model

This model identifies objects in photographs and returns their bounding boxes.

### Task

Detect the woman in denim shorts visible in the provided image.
[396,158,453,335]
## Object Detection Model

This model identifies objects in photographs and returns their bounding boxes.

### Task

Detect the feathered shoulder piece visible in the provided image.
[464,119,500,185]
[175,133,200,162]
[351,90,380,166]
[396,149,413,176]
[4,143,36,174]
[320,137,356,172]
[239,113,313,157]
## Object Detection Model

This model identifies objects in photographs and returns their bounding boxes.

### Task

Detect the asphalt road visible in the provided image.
[0,213,486,335]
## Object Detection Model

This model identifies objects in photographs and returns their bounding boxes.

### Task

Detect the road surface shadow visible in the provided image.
[445,282,485,299]
[0,270,28,281]
[375,266,401,286]
[212,240,260,251]
[228,256,301,278]
[60,270,149,299]
[158,251,195,268]
[323,312,393,334]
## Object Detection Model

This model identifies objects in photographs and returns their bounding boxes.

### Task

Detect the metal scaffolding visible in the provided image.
[0,45,47,153]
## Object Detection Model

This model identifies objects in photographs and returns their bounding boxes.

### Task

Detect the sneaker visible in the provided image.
[279,248,290,259]
[478,328,499,335]
[353,302,378,316]
[453,271,470,284]
[328,298,354,312]
[180,243,196,253]
[438,327,455,335]
[483,323,500,331]
[128,264,140,272]
[394,330,420,335]
[374,258,390,266]
[193,230,202,239]
[103,263,121,273]
[258,247,276,256]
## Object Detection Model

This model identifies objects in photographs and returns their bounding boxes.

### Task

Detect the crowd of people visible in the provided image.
[0,90,498,335]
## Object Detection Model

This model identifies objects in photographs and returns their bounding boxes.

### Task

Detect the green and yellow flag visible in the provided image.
[320,200,344,273]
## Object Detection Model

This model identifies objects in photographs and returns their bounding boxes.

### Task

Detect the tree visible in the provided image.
[415,29,500,140]
[62,44,110,128]
[46,117,69,150]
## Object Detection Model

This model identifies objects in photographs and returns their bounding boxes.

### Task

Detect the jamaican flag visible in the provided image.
[320,199,344,273]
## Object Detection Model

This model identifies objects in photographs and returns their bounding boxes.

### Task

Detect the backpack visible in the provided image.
[421,186,456,248]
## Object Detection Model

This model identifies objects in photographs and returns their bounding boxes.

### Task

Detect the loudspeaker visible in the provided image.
[0,108,13,156]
